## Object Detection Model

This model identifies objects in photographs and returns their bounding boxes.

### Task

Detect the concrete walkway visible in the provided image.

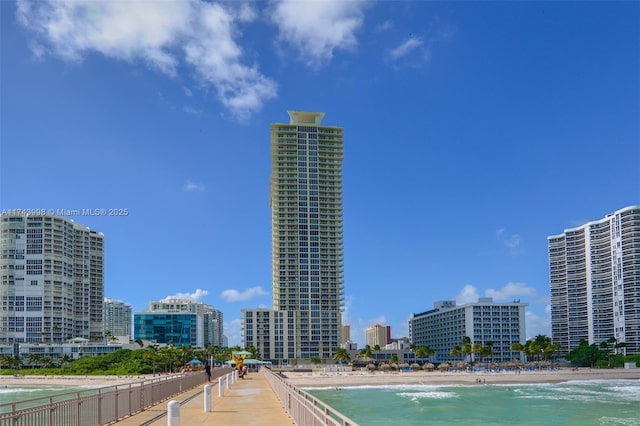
[115,371,296,426]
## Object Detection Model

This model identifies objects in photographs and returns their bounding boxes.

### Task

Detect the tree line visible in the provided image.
[0,343,262,376]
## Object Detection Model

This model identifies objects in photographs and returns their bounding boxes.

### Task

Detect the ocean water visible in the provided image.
[0,385,99,412]
[307,380,640,426]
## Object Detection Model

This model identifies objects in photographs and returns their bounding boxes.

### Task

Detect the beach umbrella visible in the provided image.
[438,363,450,371]
[410,363,421,370]
[379,363,391,371]
[366,363,376,371]
[423,363,435,371]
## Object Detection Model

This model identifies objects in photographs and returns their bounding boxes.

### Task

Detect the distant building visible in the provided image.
[384,337,411,351]
[409,298,527,363]
[0,214,104,343]
[243,110,345,362]
[204,308,224,348]
[0,338,123,368]
[365,324,391,348]
[549,206,640,356]
[134,298,223,348]
[341,325,351,344]
[103,297,132,342]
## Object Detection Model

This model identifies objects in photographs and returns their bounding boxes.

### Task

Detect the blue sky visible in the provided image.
[1,1,638,348]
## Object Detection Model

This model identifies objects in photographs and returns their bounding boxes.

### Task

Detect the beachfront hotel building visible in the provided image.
[103,297,132,342]
[409,298,528,363]
[549,206,640,356]
[0,214,104,343]
[242,111,344,362]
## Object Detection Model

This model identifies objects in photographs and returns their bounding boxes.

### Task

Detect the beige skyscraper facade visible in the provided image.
[243,111,344,361]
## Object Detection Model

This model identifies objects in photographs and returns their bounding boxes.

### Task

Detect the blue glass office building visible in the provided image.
[134,313,200,347]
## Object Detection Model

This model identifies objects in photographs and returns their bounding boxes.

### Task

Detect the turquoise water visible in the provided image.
[0,385,99,412]
[307,380,640,426]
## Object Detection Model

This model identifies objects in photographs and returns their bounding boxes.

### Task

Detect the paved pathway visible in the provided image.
[115,370,295,426]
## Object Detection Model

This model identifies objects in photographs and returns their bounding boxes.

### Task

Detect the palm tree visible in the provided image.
[483,341,494,363]
[144,345,160,374]
[471,343,483,364]
[450,346,461,363]
[511,342,526,362]
[373,344,381,361]
[27,353,42,369]
[333,348,351,364]
[58,354,73,369]
[416,346,434,361]
[41,357,54,368]
[461,336,472,363]
[359,345,373,358]
[0,355,22,370]
[389,354,399,369]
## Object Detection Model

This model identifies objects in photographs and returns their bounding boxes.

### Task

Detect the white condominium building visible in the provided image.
[549,206,640,356]
[409,298,527,363]
[103,297,132,341]
[0,214,104,343]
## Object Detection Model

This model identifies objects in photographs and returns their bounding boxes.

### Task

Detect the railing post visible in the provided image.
[218,377,224,397]
[167,400,180,426]
[226,374,231,389]
[204,384,212,412]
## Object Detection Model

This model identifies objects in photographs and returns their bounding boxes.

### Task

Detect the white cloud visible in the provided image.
[388,37,423,60]
[525,309,551,340]
[183,180,205,191]
[163,289,209,301]
[496,228,523,253]
[485,282,536,301]
[269,0,366,67]
[16,0,276,119]
[220,286,268,302]
[375,20,393,32]
[455,284,550,339]
[456,282,536,304]
[225,317,243,347]
[183,106,202,116]
[455,284,480,304]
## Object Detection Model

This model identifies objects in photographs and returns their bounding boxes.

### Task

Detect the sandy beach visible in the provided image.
[2,368,639,389]
[1,373,178,388]
[283,367,640,388]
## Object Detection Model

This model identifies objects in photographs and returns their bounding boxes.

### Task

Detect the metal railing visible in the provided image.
[0,369,230,426]
[261,368,359,426]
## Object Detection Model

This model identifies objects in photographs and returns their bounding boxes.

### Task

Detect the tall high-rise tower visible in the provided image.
[270,111,344,359]
[549,206,640,356]
[243,111,344,361]
[0,214,104,343]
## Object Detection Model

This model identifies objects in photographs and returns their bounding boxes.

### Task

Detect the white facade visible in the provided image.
[0,214,104,343]
[549,206,640,356]
[103,297,132,342]
[409,298,527,363]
